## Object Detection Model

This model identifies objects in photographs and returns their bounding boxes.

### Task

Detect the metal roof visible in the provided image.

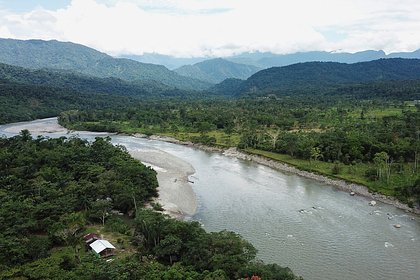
[89,239,116,254]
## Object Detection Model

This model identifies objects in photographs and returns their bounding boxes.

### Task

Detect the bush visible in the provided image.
[105,216,130,235]
[25,236,52,262]
[331,162,342,175]
[364,168,378,181]
[151,202,164,211]
[191,135,216,145]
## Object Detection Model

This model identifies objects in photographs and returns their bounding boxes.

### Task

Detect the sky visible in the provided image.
[0,0,419,57]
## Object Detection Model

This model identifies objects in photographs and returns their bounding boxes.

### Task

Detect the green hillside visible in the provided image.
[175,58,260,83]
[0,38,211,90]
[242,58,420,93]
[0,63,207,124]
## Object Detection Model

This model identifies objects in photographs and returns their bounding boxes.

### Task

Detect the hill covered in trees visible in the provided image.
[212,58,420,96]
[0,62,207,98]
[0,81,140,124]
[0,61,215,124]
[0,38,211,90]
[175,58,260,83]
[0,63,171,96]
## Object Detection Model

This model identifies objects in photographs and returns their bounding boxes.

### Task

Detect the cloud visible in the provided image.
[102,0,234,15]
[0,0,419,57]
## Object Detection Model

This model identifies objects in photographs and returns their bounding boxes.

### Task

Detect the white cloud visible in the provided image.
[0,0,419,56]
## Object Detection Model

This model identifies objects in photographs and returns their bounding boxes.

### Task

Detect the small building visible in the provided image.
[83,233,100,245]
[89,239,116,258]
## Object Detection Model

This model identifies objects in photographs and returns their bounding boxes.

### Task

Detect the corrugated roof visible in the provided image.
[89,239,116,254]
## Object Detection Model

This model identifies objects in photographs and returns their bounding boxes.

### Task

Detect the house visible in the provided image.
[89,239,116,258]
[83,233,100,245]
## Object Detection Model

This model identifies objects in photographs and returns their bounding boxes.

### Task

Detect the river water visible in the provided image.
[1,118,419,280]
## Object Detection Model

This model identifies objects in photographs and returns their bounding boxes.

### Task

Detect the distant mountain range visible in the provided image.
[120,53,207,70]
[2,37,420,99]
[174,58,261,84]
[122,49,420,69]
[211,58,420,96]
[0,38,210,91]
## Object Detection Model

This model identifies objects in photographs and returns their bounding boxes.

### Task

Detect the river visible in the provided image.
[1,118,419,280]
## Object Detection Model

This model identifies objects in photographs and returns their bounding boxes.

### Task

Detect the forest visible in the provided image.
[0,132,300,280]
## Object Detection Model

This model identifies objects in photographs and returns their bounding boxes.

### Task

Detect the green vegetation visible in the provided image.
[0,132,301,280]
[0,62,205,98]
[59,97,420,207]
[0,62,210,124]
[0,131,158,267]
[0,81,143,124]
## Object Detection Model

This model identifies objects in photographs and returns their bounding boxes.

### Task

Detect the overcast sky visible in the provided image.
[0,0,419,57]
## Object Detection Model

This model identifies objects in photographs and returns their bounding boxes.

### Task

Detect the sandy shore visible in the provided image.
[137,134,420,215]
[3,118,68,134]
[128,148,197,219]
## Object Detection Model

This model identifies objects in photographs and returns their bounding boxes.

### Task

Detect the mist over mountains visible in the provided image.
[121,49,420,70]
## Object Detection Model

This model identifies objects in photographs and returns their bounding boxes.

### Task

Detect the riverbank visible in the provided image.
[128,148,197,219]
[9,118,416,215]
[134,133,420,215]
[0,119,198,220]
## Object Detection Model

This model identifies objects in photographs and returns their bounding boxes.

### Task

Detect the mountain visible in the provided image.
[0,38,211,90]
[0,62,209,124]
[174,58,261,84]
[227,50,388,68]
[212,58,420,96]
[388,49,420,59]
[120,53,208,70]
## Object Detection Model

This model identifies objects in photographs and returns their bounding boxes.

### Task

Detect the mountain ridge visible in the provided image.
[174,58,261,83]
[0,38,211,90]
[0,62,201,98]
[119,49,420,69]
[211,58,420,95]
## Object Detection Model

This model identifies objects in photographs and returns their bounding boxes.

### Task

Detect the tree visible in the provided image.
[310,147,322,163]
[51,212,86,262]
[90,199,113,226]
[266,129,281,150]
[373,152,391,182]
[154,234,182,264]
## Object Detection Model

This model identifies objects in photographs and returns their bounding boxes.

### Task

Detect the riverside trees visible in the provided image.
[0,131,158,267]
[59,97,420,206]
[0,131,301,280]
